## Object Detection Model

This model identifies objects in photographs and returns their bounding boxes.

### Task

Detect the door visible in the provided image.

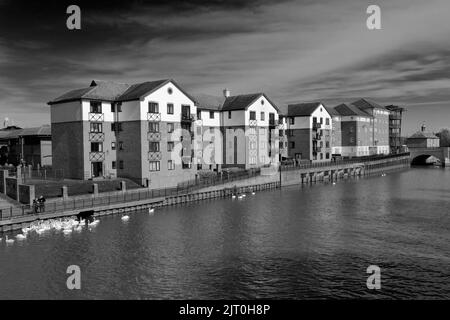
[92,162,103,178]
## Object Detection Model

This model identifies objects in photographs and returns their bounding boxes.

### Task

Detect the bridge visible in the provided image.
[408,147,450,166]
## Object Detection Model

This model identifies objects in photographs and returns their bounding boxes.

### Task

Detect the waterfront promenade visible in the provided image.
[0,153,410,232]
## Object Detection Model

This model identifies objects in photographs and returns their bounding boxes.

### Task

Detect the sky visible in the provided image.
[0,0,449,135]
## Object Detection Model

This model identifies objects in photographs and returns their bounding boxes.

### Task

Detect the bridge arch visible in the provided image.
[411,154,440,165]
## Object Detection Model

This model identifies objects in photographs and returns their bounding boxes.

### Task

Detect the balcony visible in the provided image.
[313,146,322,153]
[148,151,162,161]
[147,112,161,122]
[89,132,105,142]
[89,152,105,161]
[88,113,104,122]
[147,132,161,141]
[249,119,257,127]
[181,114,195,122]
[312,122,321,131]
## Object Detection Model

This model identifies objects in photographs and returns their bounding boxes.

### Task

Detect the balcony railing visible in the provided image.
[89,152,105,161]
[88,113,104,122]
[147,112,161,122]
[89,132,105,142]
[312,122,321,130]
[249,119,257,127]
[147,132,161,141]
[148,151,162,161]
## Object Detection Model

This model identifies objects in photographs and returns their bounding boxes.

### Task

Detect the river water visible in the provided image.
[0,167,449,299]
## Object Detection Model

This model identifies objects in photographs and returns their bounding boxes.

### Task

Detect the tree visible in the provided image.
[436,129,450,147]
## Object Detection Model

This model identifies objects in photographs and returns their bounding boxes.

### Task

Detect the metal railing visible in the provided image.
[280,152,411,171]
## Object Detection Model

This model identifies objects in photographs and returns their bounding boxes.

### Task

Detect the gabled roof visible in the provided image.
[334,103,373,117]
[408,131,439,139]
[48,79,196,105]
[193,94,224,111]
[221,93,279,112]
[351,98,386,110]
[48,81,130,105]
[0,125,51,140]
[287,102,324,117]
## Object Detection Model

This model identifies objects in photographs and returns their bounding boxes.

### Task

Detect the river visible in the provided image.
[0,167,449,299]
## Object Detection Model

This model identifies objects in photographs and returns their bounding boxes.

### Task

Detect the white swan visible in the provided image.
[232,195,236,199]
[63,228,72,234]
[5,235,14,244]
[16,233,26,240]
[332,182,336,185]
[121,215,130,221]
[251,192,255,195]
[149,208,155,214]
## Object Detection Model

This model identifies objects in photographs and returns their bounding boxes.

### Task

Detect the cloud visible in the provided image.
[0,0,449,133]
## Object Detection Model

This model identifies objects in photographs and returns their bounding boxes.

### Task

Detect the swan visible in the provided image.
[16,233,26,240]
[5,235,14,244]
[121,215,130,221]
[63,228,72,234]
[74,225,82,232]
[232,195,236,199]
[90,219,100,226]
[149,208,155,214]
[332,182,336,185]
[251,192,255,195]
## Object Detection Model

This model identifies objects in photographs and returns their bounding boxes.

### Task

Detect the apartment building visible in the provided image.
[333,103,373,157]
[277,114,289,161]
[221,91,280,169]
[351,99,390,155]
[48,79,198,188]
[385,105,405,154]
[326,107,342,156]
[286,102,332,162]
[194,94,224,172]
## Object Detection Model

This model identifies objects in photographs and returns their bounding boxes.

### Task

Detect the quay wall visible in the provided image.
[0,154,410,233]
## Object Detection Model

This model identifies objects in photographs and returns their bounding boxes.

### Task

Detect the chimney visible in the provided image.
[223,88,230,98]
[421,123,426,132]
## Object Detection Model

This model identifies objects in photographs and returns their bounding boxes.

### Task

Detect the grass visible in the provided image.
[29,178,142,199]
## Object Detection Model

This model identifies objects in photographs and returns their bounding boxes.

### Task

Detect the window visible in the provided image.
[167,103,174,114]
[111,142,116,150]
[111,104,115,112]
[228,111,232,119]
[90,101,102,113]
[117,103,122,112]
[290,141,295,149]
[149,142,160,152]
[119,160,124,169]
[326,118,329,125]
[119,141,124,150]
[326,141,330,148]
[167,87,173,94]
[320,153,323,160]
[112,161,116,169]
[289,117,295,125]
[209,111,215,119]
[168,160,175,170]
[111,122,122,132]
[167,141,174,151]
[91,142,103,152]
[149,161,160,171]
[148,122,159,133]
[260,112,265,121]
[90,122,102,133]
[148,102,159,113]
[167,123,174,133]
[197,110,202,120]
[250,111,256,120]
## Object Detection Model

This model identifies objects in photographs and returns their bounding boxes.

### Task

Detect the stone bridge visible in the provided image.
[408,147,450,166]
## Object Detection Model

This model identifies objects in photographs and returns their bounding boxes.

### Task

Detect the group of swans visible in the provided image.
[0,217,100,244]
[232,191,256,200]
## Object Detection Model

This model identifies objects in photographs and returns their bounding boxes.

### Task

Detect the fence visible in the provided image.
[176,168,261,192]
[280,152,411,171]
